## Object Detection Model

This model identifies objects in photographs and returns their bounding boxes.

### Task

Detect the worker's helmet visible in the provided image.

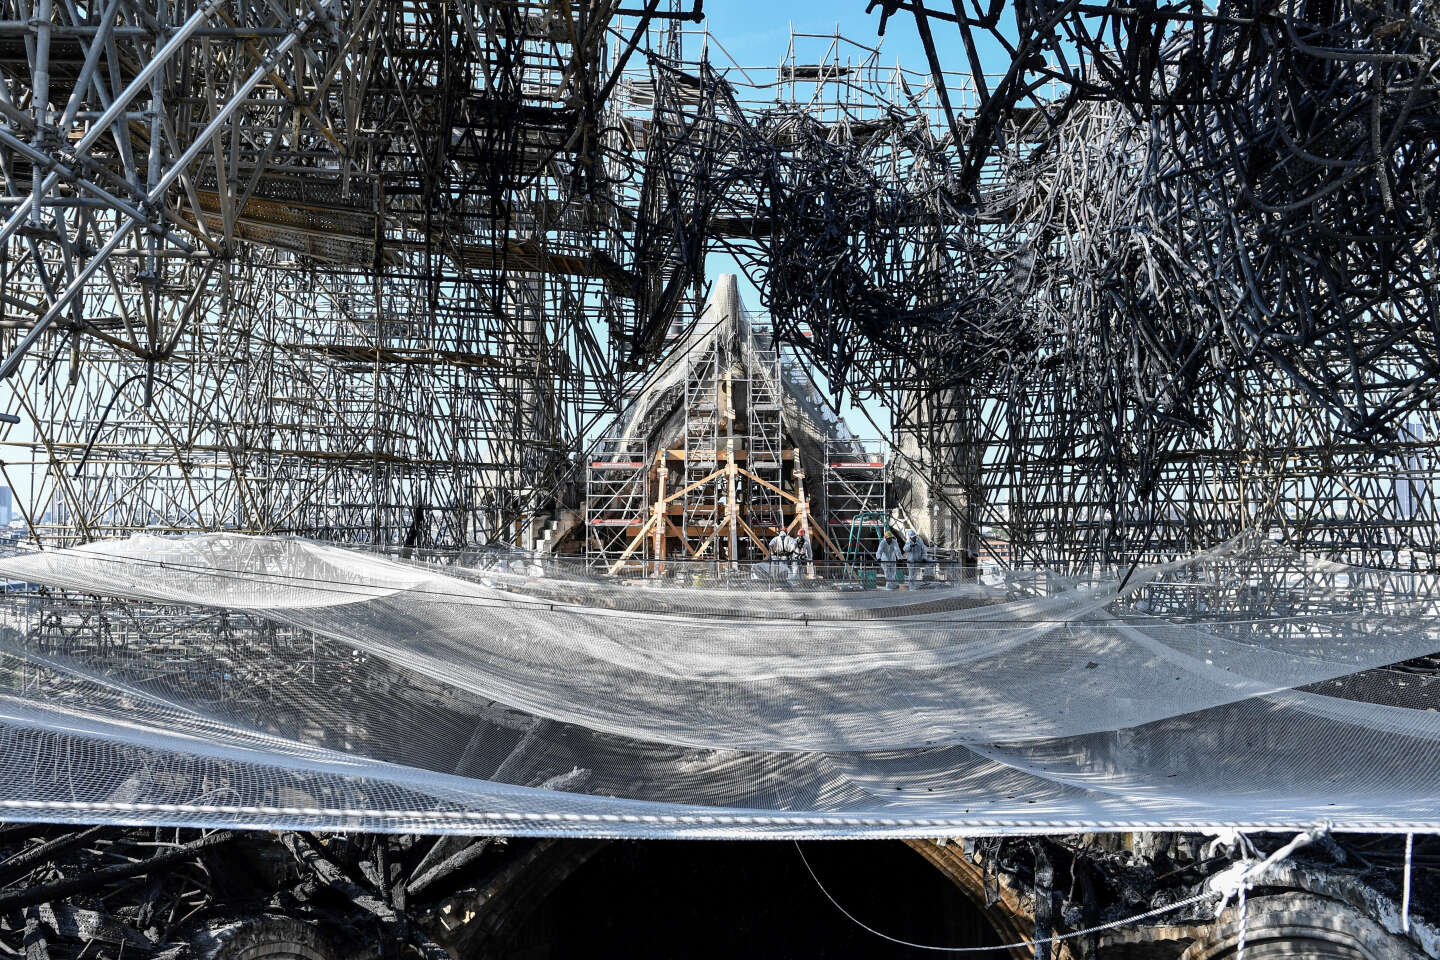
[884,530,895,538]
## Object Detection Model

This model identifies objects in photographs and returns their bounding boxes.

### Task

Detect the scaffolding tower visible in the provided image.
[682,346,728,564]
[745,345,787,544]
[825,440,889,572]
[585,439,649,573]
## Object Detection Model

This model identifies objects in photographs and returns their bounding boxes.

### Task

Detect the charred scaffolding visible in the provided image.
[0,0,1435,576]
[0,0,713,548]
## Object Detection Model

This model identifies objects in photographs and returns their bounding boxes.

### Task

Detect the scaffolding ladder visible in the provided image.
[825,439,888,579]
[683,347,726,563]
[585,437,649,573]
[746,345,786,547]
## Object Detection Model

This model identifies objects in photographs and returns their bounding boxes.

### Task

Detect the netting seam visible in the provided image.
[0,801,1433,833]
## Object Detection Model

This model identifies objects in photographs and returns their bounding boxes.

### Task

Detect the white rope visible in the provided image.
[794,841,1215,953]
[1403,832,1414,934]
[1237,882,1248,960]
[1207,827,1327,959]
[1208,827,1324,907]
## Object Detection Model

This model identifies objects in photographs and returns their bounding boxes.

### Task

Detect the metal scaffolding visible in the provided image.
[0,0,708,550]
[681,348,725,563]
[0,0,1434,580]
[584,437,647,573]
[745,341,785,544]
[824,439,889,576]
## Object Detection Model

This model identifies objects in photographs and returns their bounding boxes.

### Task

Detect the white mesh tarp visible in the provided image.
[0,534,1435,837]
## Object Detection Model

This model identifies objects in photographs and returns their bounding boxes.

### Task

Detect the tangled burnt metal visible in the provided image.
[0,0,1433,574]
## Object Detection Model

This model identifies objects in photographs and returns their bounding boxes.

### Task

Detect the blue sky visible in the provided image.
[699,1,905,65]
[693,0,1011,80]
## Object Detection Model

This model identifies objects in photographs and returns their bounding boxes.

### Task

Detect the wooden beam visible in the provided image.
[651,451,667,575]
[736,465,800,504]
[663,502,794,516]
[795,465,815,577]
[726,459,740,570]
[793,467,842,564]
[607,514,657,575]
[810,523,844,563]
[689,512,728,562]
[663,515,700,557]
[661,465,727,505]
[724,373,739,571]
[735,513,772,558]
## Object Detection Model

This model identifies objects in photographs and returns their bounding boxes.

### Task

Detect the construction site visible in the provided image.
[0,0,1435,955]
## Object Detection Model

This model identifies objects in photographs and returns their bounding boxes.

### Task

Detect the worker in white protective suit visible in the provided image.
[767,529,803,580]
[876,530,902,590]
[904,530,929,586]
[799,529,815,579]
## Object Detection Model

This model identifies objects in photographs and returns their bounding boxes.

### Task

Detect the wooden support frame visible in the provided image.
[614,454,844,575]
[650,449,667,575]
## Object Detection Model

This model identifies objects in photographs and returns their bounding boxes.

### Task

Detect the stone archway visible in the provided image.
[204,917,340,960]
[904,840,1038,960]
[1174,893,1426,960]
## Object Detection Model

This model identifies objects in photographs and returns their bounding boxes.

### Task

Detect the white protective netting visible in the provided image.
[0,533,1435,837]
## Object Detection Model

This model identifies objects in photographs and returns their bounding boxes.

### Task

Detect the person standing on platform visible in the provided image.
[904,530,929,586]
[768,529,802,580]
[876,530,902,590]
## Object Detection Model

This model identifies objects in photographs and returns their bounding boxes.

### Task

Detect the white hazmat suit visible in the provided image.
[904,532,928,584]
[875,534,902,590]
[767,531,803,580]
